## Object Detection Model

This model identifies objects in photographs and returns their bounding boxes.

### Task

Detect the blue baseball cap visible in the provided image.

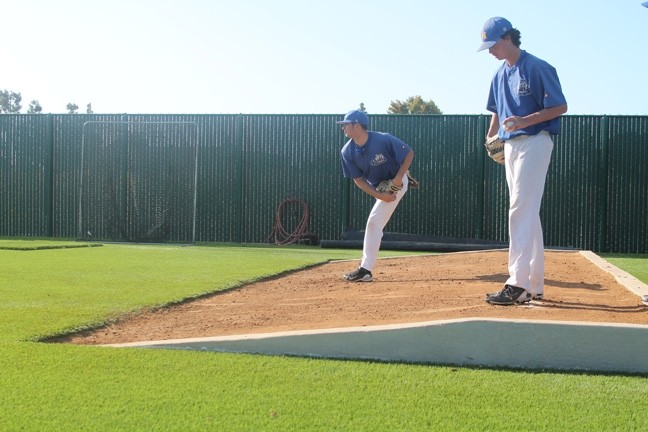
[336,110,368,127]
[477,17,513,52]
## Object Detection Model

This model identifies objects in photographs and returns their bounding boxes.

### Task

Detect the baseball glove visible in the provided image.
[484,135,505,165]
[376,179,403,194]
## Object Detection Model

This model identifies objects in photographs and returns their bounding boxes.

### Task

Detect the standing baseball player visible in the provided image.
[478,17,568,305]
[337,110,414,282]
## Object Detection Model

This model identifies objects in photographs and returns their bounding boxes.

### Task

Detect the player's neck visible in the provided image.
[505,48,522,67]
[353,130,369,146]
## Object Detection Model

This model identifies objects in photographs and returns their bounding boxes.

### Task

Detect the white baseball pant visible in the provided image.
[360,174,409,271]
[504,131,553,296]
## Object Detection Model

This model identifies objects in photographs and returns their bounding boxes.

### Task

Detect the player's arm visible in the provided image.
[352,177,397,202]
[391,149,414,187]
[503,104,567,132]
[487,113,500,138]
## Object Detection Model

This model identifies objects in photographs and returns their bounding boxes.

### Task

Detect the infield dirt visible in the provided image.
[61,250,648,345]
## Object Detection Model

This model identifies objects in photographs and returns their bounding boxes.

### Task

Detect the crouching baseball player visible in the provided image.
[337,110,414,282]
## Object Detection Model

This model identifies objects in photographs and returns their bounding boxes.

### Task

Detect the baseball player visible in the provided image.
[337,110,414,282]
[478,17,568,305]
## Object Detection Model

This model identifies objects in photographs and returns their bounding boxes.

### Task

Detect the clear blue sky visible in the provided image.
[3,0,648,115]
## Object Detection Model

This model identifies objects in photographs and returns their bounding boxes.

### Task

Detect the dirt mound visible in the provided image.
[62,250,648,345]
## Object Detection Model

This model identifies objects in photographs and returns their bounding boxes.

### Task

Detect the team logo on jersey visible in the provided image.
[516,79,532,96]
[370,154,387,167]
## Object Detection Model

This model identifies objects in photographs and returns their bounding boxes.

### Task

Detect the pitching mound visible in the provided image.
[63,250,648,346]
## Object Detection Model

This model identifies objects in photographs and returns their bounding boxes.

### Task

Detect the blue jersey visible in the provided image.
[340,131,411,187]
[487,50,567,139]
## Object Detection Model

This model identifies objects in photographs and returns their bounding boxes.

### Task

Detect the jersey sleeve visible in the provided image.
[340,146,362,179]
[486,74,499,113]
[535,65,567,109]
[389,135,412,163]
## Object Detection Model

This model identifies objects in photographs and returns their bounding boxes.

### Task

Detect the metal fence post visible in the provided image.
[235,113,244,243]
[44,114,54,237]
[598,115,609,252]
[476,114,487,239]
[341,177,351,234]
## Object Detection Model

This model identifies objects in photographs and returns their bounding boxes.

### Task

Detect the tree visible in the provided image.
[86,103,93,114]
[387,95,442,115]
[66,103,79,114]
[0,89,23,113]
[27,100,43,114]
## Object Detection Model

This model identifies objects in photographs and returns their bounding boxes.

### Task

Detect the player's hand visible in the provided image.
[503,116,526,132]
[378,192,397,202]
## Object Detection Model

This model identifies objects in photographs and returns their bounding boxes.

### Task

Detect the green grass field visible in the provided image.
[1,240,647,431]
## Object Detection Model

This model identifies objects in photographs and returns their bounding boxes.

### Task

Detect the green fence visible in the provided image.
[0,113,646,252]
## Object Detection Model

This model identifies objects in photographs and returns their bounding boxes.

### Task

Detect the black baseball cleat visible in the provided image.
[485,291,544,300]
[486,284,532,305]
[343,267,373,282]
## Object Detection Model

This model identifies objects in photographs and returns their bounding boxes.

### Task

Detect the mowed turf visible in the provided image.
[1,241,647,431]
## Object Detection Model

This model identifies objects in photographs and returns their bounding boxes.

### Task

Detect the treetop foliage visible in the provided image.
[0,90,22,113]
[387,95,442,115]
[1,88,91,114]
